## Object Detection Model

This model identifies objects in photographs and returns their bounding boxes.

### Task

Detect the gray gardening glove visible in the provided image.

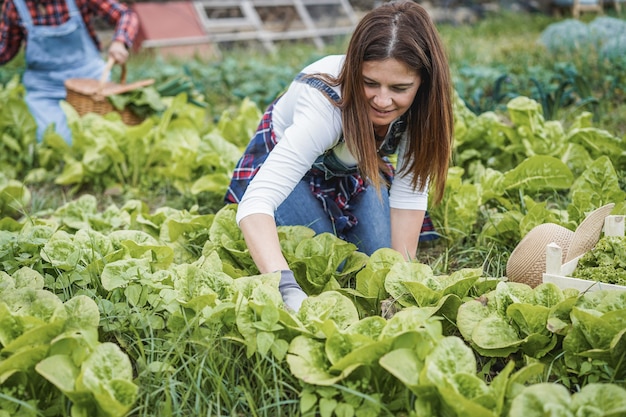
[279,270,307,313]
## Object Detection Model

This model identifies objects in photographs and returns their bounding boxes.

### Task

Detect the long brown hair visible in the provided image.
[323,0,453,204]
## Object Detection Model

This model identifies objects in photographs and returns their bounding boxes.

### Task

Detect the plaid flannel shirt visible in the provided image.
[0,0,138,64]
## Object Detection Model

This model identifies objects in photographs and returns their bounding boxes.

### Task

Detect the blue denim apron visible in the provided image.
[13,0,105,143]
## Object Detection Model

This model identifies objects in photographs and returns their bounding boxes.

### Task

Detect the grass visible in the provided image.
[439,11,559,66]
[118,321,302,416]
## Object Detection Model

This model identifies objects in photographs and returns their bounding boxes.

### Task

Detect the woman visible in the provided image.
[0,0,138,144]
[225,0,454,312]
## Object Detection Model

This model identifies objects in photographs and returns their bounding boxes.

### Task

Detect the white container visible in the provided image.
[542,215,626,292]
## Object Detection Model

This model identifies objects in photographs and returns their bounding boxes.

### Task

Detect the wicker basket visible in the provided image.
[65,58,155,125]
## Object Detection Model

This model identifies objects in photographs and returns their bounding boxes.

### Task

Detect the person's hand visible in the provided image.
[108,41,129,65]
[279,270,307,313]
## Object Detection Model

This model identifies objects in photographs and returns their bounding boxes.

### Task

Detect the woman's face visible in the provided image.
[362,59,421,133]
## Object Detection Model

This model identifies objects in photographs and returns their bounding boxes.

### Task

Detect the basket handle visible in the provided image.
[98,57,127,93]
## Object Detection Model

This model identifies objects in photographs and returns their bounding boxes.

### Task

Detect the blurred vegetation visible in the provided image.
[440,10,626,134]
[3,9,625,136]
[117,9,626,137]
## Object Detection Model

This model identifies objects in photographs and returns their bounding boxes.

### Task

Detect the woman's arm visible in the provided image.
[0,1,24,65]
[239,213,290,274]
[235,80,342,223]
[389,137,428,260]
[240,212,308,311]
[87,0,139,50]
[236,88,340,273]
[390,207,424,261]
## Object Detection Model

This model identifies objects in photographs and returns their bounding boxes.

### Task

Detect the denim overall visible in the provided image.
[13,0,105,143]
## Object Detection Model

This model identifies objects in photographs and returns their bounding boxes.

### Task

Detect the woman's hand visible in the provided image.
[279,270,307,312]
[108,41,129,65]
[239,214,307,312]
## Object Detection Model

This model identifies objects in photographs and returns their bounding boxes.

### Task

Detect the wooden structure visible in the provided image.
[133,0,359,56]
[194,0,358,51]
[572,0,604,17]
[133,1,218,58]
[552,0,622,18]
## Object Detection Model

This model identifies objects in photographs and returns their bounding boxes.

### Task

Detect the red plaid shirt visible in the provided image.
[0,0,138,64]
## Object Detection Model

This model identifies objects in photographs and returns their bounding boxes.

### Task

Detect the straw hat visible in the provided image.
[506,223,574,287]
[565,203,615,262]
[506,203,615,288]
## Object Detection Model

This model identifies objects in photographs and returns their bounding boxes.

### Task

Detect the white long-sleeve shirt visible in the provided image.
[236,55,428,225]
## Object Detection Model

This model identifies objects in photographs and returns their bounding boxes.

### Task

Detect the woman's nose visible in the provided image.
[373,91,392,107]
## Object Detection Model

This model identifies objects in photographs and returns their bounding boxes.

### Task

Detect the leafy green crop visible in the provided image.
[0,77,37,179]
[108,75,207,119]
[573,236,626,285]
[509,382,626,417]
[0,268,138,416]
[2,198,626,416]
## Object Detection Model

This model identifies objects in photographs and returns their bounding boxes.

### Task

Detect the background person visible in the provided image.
[0,0,138,143]
[225,0,454,312]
